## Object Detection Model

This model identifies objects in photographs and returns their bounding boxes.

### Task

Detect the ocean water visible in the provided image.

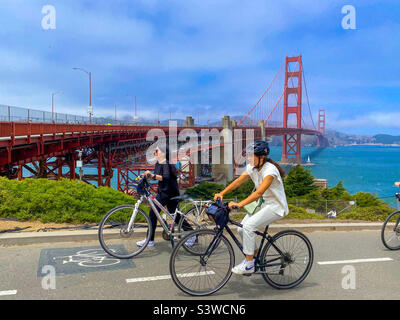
[269,145,400,207]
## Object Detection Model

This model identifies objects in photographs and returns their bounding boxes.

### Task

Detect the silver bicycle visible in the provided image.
[98,175,213,259]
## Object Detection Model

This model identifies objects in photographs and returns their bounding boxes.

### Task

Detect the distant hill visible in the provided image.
[373,134,400,145]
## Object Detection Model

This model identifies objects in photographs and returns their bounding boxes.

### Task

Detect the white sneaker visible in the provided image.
[232,259,255,275]
[184,236,196,247]
[136,239,154,247]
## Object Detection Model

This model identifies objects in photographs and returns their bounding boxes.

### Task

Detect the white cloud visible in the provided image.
[0,0,397,136]
[327,111,400,132]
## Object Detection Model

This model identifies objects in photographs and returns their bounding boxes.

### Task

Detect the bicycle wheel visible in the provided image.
[381,211,400,250]
[169,229,234,296]
[259,230,313,289]
[177,206,214,253]
[98,205,152,259]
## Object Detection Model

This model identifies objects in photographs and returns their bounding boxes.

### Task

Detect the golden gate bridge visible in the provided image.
[0,55,327,192]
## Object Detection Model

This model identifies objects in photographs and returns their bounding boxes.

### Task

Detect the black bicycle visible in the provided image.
[381,190,400,250]
[169,200,314,296]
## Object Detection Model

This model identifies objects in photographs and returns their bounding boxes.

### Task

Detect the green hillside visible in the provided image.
[373,134,400,144]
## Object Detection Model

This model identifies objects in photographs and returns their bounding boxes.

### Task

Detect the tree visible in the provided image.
[320,181,352,200]
[351,192,383,207]
[284,165,317,198]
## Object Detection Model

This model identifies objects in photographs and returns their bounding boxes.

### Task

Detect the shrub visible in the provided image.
[351,192,384,207]
[224,179,255,202]
[283,204,326,220]
[338,205,394,221]
[185,182,224,200]
[0,177,138,224]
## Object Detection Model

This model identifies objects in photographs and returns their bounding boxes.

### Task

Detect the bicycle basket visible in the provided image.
[205,201,229,227]
[136,178,149,196]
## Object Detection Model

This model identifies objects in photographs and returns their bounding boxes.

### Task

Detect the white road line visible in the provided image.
[318,257,394,265]
[0,290,17,296]
[126,271,215,283]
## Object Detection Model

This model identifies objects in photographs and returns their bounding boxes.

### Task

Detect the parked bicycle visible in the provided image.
[169,200,314,296]
[381,184,400,250]
[98,174,212,259]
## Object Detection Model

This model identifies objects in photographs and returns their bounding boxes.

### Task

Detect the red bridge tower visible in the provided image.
[281,55,302,163]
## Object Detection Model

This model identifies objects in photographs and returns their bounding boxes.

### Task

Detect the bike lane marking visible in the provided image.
[126,271,215,283]
[317,257,393,265]
[0,290,17,296]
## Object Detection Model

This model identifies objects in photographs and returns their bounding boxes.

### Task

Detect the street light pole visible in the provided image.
[72,67,92,123]
[51,91,62,123]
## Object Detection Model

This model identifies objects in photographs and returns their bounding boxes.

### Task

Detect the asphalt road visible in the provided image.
[0,230,400,300]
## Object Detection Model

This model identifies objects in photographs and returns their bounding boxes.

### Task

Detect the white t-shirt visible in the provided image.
[246,162,289,217]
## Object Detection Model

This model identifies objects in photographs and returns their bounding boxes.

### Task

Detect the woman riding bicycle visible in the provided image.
[214,140,289,274]
[136,142,193,247]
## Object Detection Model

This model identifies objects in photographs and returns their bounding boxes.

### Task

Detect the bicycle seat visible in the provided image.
[170,194,192,202]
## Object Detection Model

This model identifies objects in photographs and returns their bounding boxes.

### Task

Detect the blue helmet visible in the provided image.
[245,140,270,156]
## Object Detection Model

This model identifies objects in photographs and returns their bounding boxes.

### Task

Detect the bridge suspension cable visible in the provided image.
[238,60,284,126]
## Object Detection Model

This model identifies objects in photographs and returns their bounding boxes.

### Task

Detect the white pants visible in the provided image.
[237,206,282,255]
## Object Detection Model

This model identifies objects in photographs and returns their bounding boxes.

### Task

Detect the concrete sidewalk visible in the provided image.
[0,222,383,246]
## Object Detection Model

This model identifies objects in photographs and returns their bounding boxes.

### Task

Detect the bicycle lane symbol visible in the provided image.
[52,248,121,268]
[37,246,135,276]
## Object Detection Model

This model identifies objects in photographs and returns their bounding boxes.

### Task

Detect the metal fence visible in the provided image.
[0,104,223,127]
[287,199,357,217]
[0,104,154,125]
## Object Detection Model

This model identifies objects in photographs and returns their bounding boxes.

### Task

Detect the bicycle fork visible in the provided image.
[200,229,224,265]
[126,197,142,232]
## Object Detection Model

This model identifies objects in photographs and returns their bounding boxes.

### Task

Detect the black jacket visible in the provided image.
[154,161,180,197]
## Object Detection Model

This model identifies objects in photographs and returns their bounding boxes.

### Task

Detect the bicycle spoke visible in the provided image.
[260,230,313,289]
[170,229,233,296]
[99,206,151,259]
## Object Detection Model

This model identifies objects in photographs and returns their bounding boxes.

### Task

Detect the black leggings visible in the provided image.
[149,193,193,241]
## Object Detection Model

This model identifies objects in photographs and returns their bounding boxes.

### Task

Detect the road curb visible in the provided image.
[0,223,383,246]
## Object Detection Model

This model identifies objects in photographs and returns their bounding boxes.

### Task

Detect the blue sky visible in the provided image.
[0,0,399,135]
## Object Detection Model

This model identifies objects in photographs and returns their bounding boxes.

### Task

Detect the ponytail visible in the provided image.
[257,155,285,179]
[266,158,285,179]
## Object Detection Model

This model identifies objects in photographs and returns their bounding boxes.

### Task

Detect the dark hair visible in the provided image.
[156,142,178,179]
[256,154,285,179]
[155,140,170,162]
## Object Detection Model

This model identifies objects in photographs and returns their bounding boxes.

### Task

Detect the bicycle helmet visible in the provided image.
[245,140,270,156]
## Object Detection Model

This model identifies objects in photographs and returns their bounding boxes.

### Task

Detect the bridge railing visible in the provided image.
[0,104,161,126]
[0,104,222,127]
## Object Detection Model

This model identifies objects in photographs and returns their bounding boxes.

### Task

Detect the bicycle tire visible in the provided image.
[259,230,313,289]
[381,211,400,250]
[98,205,152,259]
[169,229,234,296]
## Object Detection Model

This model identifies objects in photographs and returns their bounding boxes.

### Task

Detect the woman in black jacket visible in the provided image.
[137,143,193,247]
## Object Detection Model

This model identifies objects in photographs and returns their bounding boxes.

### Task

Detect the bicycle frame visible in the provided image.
[134,193,200,240]
[202,218,288,272]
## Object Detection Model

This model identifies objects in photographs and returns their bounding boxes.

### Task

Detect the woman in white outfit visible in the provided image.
[214,140,289,275]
